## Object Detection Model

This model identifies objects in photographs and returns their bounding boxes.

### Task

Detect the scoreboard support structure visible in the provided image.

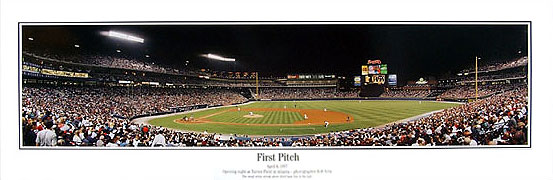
[360,84,385,97]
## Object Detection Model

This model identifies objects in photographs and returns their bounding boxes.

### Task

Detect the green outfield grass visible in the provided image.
[210,111,304,124]
[148,100,460,135]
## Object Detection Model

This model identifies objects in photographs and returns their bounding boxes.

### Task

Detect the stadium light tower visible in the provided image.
[201,53,240,92]
[103,31,144,43]
[202,54,235,62]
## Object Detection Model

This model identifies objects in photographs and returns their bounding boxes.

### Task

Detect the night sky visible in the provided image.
[22,23,528,83]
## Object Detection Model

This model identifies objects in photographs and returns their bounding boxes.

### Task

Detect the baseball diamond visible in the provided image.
[149,100,459,135]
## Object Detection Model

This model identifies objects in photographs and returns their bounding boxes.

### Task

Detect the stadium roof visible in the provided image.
[22,23,528,83]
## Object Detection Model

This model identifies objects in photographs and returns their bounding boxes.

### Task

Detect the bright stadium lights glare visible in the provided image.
[202,53,235,62]
[28,37,34,41]
[145,54,150,58]
[106,31,144,43]
[116,49,122,53]
[74,44,80,48]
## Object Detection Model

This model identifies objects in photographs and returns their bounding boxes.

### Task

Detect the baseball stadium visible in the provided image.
[20,23,529,148]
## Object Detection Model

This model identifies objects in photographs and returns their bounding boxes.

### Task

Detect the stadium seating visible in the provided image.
[20,49,528,147]
[256,88,359,99]
[21,83,527,147]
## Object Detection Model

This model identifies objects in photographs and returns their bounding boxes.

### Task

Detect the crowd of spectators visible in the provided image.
[89,72,287,88]
[380,90,432,98]
[23,51,201,77]
[455,71,527,83]
[90,55,178,74]
[256,88,359,99]
[24,52,330,88]
[198,80,285,87]
[219,84,527,147]
[22,85,250,147]
[438,83,518,99]
[22,82,527,147]
[22,86,247,119]
[461,57,528,73]
[282,85,528,146]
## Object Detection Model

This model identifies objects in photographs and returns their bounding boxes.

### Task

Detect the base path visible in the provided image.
[175,108,354,126]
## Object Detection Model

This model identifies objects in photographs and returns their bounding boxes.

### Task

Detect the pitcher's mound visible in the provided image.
[243,114,264,118]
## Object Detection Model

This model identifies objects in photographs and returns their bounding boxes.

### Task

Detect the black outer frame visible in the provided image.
[17,21,532,150]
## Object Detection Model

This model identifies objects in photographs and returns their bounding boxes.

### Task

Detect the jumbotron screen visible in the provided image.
[364,75,386,85]
[362,64,388,75]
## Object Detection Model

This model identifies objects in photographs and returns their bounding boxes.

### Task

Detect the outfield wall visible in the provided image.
[262,96,498,102]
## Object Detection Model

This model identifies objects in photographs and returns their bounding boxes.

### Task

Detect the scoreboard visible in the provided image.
[368,64,387,74]
[365,75,386,85]
[359,59,393,86]
[374,75,386,84]
[358,59,395,97]
[362,64,387,75]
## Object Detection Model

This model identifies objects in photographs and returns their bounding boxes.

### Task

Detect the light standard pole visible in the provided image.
[233,61,236,82]
[256,72,259,99]
[475,56,479,100]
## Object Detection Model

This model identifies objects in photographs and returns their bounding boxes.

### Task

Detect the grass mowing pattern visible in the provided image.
[148,100,459,135]
[209,111,303,124]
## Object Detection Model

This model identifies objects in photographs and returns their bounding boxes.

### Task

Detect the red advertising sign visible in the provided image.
[367,59,382,64]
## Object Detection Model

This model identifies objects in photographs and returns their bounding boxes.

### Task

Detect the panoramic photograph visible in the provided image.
[20,23,529,148]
